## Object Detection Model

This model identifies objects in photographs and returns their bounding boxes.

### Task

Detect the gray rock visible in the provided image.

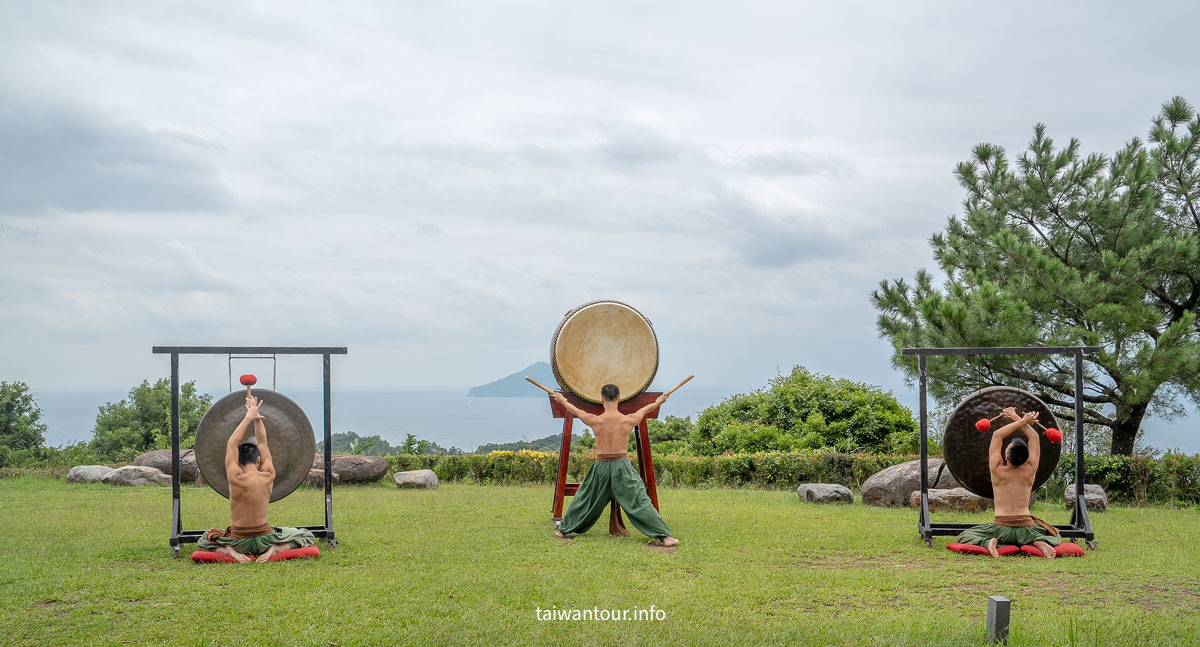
[796,483,853,504]
[394,469,439,490]
[312,454,388,483]
[133,449,198,483]
[1065,483,1107,511]
[861,458,962,507]
[66,465,115,483]
[101,465,171,486]
[304,468,340,488]
[909,487,992,513]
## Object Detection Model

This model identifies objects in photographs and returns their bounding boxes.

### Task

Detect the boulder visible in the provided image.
[133,449,198,483]
[861,458,962,507]
[1065,483,1107,512]
[796,483,853,504]
[312,454,388,483]
[101,465,171,486]
[394,469,439,490]
[304,469,340,488]
[66,465,115,483]
[909,487,991,513]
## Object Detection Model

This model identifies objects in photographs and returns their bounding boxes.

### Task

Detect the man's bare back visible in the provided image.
[216,394,290,562]
[986,407,1054,558]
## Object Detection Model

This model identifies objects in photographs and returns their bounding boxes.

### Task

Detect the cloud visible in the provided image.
[0,101,231,215]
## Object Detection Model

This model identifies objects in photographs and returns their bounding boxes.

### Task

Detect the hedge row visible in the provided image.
[388,450,1200,506]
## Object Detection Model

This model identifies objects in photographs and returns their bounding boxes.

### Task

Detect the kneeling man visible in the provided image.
[198,394,316,563]
[956,407,1061,558]
[553,384,678,547]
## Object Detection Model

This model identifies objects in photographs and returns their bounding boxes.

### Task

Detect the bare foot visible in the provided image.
[986,538,1000,558]
[219,547,251,563]
[1032,540,1056,559]
[554,531,573,540]
[662,537,679,547]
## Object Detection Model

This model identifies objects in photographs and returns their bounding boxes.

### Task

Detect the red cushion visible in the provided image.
[267,545,320,562]
[1055,542,1085,557]
[1020,545,1045,557]
[191,550,237,563]
[946,543,1020,556]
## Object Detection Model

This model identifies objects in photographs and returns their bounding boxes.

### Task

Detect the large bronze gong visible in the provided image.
[194,389,316,503]
[942,386,1061,499]
[550,300,659,403]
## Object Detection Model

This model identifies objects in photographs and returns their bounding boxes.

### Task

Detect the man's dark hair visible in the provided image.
[600,384,620,402]
[238,443,260,466]
[1006,438,1029,467]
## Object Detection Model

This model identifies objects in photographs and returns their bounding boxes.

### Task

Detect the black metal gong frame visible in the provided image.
[153,345,347,557]
[902,346,1101,549]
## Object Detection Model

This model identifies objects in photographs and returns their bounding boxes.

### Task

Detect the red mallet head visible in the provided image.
[975,418,991,433]
[1045,428,1063,444]
[240,374,257,387]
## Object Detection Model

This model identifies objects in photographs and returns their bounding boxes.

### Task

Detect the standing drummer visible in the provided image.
[553,384,679,547]
[198,394,316,563]
[955,407,1062,558]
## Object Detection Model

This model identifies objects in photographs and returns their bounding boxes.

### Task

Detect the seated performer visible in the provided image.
[197,394,316,563]
[955,407,1062,558]
[552,384,679,546]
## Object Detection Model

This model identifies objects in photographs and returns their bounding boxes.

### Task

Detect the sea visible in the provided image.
[33,388,1200,454]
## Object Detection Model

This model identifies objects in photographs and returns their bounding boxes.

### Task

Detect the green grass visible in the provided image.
[3,477,1199,646]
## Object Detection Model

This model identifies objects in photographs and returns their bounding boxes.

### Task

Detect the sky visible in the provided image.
[2,1,1200,448]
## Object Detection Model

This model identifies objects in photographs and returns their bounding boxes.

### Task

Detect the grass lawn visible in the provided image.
[3,477,1199,646]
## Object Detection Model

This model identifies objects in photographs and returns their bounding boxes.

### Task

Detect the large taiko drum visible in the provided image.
[194,389,316,503]
[942,386,1061,499]
[550,300,659,403]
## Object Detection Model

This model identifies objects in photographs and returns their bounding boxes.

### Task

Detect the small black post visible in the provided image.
[170,352,181,555]
[323,353,336,547]
[986,596,1011,643]
[917,354,931,541]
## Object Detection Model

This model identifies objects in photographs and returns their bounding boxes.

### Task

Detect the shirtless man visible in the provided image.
[552,384,679,547]
[197,394,316,563]
[955,406,1062,558]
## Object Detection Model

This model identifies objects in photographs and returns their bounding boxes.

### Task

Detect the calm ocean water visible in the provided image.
[35,388,733,452]
[33,388,1199,453]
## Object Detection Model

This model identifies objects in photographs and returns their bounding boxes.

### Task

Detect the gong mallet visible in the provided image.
[974,410,1062,443]
[240,373,257,396]
[664,374,695,397]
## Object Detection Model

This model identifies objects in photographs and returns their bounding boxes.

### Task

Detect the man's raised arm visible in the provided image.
[628,394,667,426]
[551,392,600,426]
[225,394,258,473]
[255,418,276,478]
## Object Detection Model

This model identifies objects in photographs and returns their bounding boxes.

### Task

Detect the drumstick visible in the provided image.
[525,376,556,394]
[664,375,694,397]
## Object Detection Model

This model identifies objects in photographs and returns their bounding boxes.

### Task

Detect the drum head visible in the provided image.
[551,301,659,403]
[942,386,1061,499]
[194,389,316,503]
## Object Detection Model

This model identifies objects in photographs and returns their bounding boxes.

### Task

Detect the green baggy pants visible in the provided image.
[955,524,1062,547]
[197,526,316,555]
[559,458,671,539]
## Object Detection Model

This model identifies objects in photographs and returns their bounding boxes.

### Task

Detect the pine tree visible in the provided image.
[873,97,1200,455]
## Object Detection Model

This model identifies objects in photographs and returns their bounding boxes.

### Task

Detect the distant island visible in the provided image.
[468,361,559,397]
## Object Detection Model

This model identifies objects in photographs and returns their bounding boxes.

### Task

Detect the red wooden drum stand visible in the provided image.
[548,390,662,522]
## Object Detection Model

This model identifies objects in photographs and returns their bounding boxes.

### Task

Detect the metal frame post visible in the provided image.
[153,345,347,556]
[900,346,1100,548]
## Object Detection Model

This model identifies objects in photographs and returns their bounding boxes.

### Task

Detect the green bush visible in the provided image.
[689,366,918,455]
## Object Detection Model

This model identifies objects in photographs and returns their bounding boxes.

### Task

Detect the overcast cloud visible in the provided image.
[2,1,1199,446]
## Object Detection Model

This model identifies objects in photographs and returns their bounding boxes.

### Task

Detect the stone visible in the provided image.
[909,487,992,513]
[101,465,171,486]
[1065,483,1107,512]
[312,454,388,483]
[133,449,198,483]
[304,469,340,488]
[796,483,853,504]
[861,458,962,507]
[394,469,439,490]
[66,465,115,483]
